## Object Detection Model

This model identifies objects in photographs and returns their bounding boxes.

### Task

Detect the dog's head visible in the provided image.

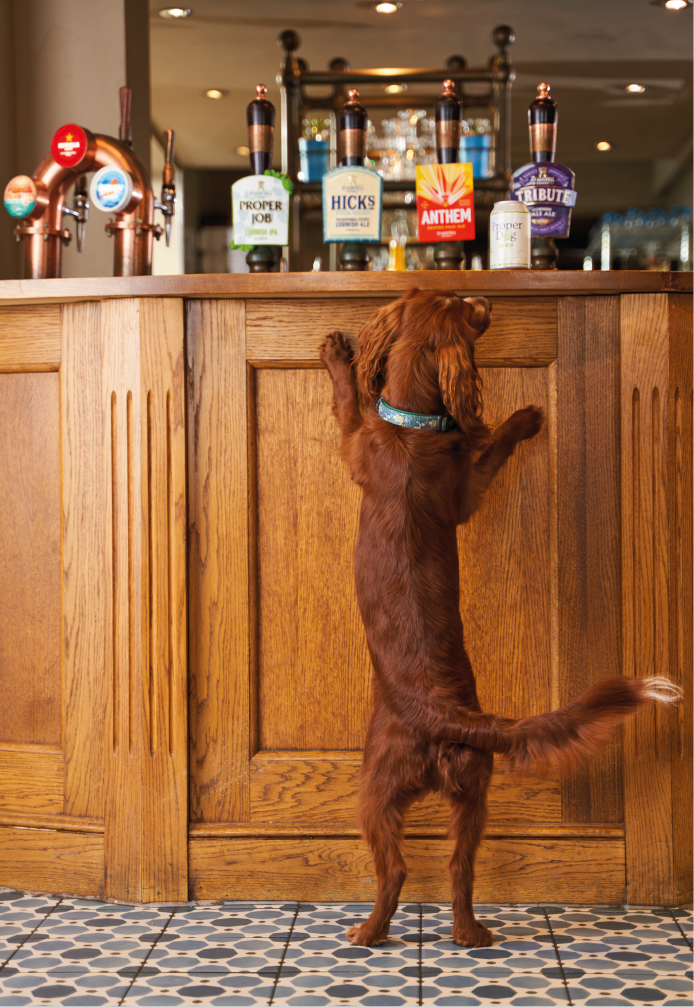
[356,288,492,449]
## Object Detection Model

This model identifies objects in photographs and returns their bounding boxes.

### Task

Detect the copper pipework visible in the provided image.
[16,129,159,279]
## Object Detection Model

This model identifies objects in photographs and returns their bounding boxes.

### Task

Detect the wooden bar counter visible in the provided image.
[0,271,691,906]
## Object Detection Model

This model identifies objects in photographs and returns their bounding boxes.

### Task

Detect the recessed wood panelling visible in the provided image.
[621,293,693,906]
[557,297,623,824]
[62,302,106,819]
[0,372,61,746]
[621,294,675,906]
[0,827,104,898]
[189,835,625,903]
[255,368,370,752]
[187,300,250,824]
[0,749,63,815]
[139,297,188,902]
[248,752,560,826]
[668,294,693,906]
[102,298,145,903]
[0,305,61,371]
[246,297,557,367]
[458,367,552,720]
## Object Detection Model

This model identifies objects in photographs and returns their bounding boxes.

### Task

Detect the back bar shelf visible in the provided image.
[276,26,515,270]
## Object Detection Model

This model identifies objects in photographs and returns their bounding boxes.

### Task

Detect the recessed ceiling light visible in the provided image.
[625,83,647,93]
[204,89,227,100]
[356,0,404,9]
[385,83,406,94]
[596,141,612,151]
[159,7,192,18]
[651,0,691,8]
[236,145,250,156]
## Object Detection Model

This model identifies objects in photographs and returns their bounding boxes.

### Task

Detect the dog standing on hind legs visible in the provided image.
[319,288,681,950]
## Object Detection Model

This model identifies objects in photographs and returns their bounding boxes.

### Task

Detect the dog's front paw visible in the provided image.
[503,405,544,443]
[452,921,493,948]
[346,922,389,946]
[319,331,354,371]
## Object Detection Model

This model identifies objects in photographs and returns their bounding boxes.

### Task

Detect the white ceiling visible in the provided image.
[149,0,693,179]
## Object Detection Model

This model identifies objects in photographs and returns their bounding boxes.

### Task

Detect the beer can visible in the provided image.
[489,200,531,269]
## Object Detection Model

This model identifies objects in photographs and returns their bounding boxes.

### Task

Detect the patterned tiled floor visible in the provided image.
[0,890,690,1006]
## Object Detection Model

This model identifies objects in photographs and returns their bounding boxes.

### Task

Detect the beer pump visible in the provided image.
[338,88,370,272]
[243,84,280,273]
[3,87,176,279]
[433,79,465,271]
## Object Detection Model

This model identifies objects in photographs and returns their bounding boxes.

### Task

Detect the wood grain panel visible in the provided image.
[189,835,625,903]
[621,293,678,905]
[458,368,552,720]
[0,827,104,898]
[139,298,188,902]
[191,822,621,838]
[102,298,145,902]
[668,294,693,905]
[556,297,623,823]
[0,305,61,371]
[0,372,61,745]
[62,301,106,818]
[0,750,63,814]
[187,300,250,823]
[0,812,103,833]
[246,297,557,367]
[248,753,560,826]
[255,369,371,751]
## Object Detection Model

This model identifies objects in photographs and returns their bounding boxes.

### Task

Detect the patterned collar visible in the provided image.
[377,397,456,432]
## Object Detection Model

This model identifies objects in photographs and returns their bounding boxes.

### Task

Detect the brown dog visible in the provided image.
[319,288,679,949]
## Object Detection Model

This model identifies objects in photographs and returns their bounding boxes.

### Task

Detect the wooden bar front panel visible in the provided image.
[189,294,634,902]
[0,279,689,906]
[0,298,189,902]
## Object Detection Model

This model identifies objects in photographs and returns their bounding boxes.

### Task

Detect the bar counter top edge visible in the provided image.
[0,269,689,305]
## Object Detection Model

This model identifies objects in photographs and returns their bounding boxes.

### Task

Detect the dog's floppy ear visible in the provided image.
[436,336,491,451]
[463,296,492,339]
[355,296,408,407]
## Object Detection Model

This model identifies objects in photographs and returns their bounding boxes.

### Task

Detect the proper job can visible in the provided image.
[489,200,531,269]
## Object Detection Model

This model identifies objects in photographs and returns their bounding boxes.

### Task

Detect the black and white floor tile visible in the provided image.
[0,891,690,1006]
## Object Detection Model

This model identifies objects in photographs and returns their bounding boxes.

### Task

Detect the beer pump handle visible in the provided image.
[73,175,89,253]
[160,128,176,246]
[247,84,275,175]
[528,82,557,163]
[163,129,175,187]
[119,86,133,147]
[435,79,462,164]
[339,88,367,167]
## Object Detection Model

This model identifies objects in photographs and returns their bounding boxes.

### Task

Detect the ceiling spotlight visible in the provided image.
[625,83,647,93]
[205,89,227,99]
[159,7,192,18]
[236,145,250,156]
[651,0,691,8]
[385,83,406,94]
[376,2,401,11]
[596,141,612,151]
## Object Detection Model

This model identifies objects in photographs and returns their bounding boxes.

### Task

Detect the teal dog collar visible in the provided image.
[377,398,456,432]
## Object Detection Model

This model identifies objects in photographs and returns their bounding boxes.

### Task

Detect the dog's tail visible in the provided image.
[452,676,681,771]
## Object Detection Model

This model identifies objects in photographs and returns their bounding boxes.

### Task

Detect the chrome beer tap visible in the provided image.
[61,175,89,252]
[154,130,176,247]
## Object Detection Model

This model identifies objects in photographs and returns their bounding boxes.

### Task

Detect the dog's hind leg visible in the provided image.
[446,751,494,948]
[347,758,423,947]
